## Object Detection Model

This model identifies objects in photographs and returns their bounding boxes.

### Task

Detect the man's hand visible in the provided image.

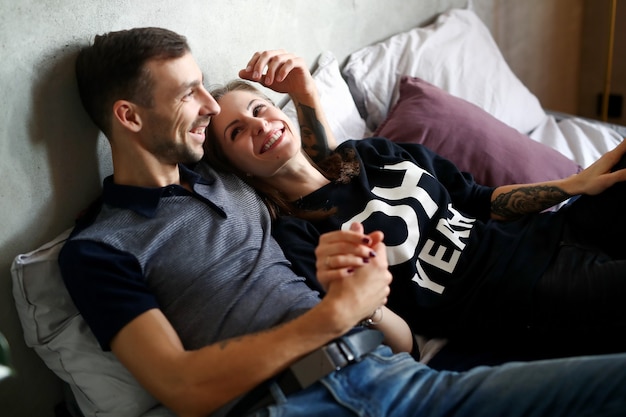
[314,222,391,330]
[320,229,392,330]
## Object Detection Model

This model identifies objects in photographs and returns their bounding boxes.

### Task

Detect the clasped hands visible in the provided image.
[315,222,391,326]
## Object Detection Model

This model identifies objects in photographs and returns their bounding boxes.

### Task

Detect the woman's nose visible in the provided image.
[250,117,269,135]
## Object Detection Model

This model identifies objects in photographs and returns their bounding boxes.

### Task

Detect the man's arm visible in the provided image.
[111,304,339,416]
[239,50,337,163]
[110,246,392,417]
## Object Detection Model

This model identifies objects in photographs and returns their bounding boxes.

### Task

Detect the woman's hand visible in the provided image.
[566,139,626,196]
[239,49,316,99]
[315,222,384,290]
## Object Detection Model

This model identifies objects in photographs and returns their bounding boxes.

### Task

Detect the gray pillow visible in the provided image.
[11,228,173,417]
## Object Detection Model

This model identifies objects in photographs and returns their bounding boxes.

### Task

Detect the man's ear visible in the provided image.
[113,100,142,132]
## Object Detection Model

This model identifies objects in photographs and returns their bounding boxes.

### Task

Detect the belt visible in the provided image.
[227,328,384,416]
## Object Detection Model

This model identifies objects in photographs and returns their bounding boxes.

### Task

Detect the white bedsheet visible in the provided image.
[530,114,624,169]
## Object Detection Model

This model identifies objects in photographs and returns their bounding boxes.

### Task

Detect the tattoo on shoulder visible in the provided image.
[491,185,570,219]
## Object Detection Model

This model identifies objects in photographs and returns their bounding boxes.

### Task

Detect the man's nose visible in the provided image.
[200,87,220,116]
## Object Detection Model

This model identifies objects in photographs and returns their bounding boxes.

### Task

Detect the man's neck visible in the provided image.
[112,160,182,188]
[109,137,185,188]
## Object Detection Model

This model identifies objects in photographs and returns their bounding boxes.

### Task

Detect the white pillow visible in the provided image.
[342,8,546,134]
[282,50,368,144]
[11,229,173,417]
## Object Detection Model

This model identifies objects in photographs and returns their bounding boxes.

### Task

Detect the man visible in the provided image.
[60,27,626,417]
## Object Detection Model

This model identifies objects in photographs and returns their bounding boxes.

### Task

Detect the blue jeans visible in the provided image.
[250,346,626,417]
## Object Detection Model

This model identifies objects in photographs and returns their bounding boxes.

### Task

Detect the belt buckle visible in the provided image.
[288,343,344,389]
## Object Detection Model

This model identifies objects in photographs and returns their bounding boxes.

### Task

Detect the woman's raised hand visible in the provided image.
[239,49,316,98]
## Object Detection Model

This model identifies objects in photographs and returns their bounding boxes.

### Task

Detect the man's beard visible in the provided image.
[144,111,208,165]
[149,137,203,165]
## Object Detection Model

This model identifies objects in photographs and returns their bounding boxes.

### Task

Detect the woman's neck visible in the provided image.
[266,154,330,201]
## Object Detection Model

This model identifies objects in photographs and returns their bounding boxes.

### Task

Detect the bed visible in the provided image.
[10,7,625,417]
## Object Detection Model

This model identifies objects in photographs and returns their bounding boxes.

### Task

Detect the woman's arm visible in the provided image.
[490,182,572,220]
[364,306,414,354]
[490,140,626,221]
[239,50,337,162]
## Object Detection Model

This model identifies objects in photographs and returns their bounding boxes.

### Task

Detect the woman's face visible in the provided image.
[208,89,301,178]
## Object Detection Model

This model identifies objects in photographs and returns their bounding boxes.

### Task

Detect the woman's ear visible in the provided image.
[112,99,142,132]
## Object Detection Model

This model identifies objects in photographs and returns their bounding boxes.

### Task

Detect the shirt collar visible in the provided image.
[102,164,213,218]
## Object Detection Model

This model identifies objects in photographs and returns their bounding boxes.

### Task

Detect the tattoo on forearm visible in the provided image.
[299,104,330,163]
[491,185,571,219]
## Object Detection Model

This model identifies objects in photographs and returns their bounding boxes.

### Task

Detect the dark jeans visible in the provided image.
[429,155,626,370]
[529,152,626,356]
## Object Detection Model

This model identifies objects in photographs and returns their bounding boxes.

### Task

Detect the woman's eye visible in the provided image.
[252,104,265,116]
[230,127,242,141]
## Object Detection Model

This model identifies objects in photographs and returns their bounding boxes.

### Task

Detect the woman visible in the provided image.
[205,50,626,361]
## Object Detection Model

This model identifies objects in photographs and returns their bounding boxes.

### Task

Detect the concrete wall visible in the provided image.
[489,0,585,115]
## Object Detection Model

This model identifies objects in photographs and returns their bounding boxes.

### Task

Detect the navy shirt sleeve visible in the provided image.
[272,217,325,294]
[59,238,160,350]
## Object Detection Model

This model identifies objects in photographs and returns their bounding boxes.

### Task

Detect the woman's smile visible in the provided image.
[260,129,284,154]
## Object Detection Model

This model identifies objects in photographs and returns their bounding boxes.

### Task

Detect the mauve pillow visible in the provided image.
[374,76,581,186]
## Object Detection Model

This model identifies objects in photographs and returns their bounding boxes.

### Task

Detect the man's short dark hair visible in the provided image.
[75,27,190,137]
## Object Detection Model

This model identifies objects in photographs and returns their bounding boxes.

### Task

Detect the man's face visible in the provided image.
[138,53,220,165]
